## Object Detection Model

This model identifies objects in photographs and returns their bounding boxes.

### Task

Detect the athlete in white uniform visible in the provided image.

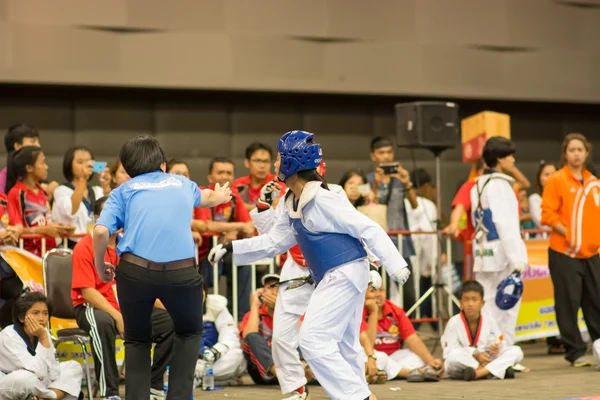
[251,161,347,399]
[209,131,410,400]
[0,292,83,400]
[195,291,247,386]
[470,137,527,346]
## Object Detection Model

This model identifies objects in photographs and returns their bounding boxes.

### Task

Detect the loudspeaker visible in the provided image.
[395,101,460,150]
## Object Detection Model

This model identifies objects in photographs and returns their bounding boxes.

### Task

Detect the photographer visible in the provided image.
[367,136,417,309]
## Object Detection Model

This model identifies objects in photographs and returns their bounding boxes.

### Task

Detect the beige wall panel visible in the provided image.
[230,36,323,80]
[225,0,327,37]
[505,0,584,50]
[322,42,422,94]
[6,0,126,27]
[415,0,508,46]
[119,33,232,86]
[326,0,417,40]
[125,0,226,32]
[9,24,119,72]
[503,50,592,102]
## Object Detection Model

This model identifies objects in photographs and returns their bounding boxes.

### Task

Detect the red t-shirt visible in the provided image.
[0,193,9,230]
[360,300,415,355]
[233,173,286,206]
[71,234,120,310]
[194,185,252,261]
[239,304,274,345]
[7,182,56,256]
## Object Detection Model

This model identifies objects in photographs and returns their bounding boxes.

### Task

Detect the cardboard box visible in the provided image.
[461,111,510,162]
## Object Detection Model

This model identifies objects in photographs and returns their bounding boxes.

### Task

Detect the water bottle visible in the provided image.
[202,361,214,391]
[163,366,169,394]
[485,332,497,358]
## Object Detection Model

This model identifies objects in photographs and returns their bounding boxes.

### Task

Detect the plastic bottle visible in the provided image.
[163,366,169,394]
[485,332,497,358]
[202,361,214,391]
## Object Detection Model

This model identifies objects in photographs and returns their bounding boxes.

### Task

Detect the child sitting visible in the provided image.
[442,280,523,380]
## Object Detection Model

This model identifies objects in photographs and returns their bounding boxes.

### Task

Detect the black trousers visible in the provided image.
[548,249,600,362]
[75,305,174,396]
[116,260,203,400]
[0,275,22,328]
[242,333,278,385]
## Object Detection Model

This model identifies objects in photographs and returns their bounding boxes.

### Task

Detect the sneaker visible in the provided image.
[283,386,309,400]
[406,368,425,382]
[572,356,593,367]
[423,366,440,382]
[450,367,476,381]
[150,388,166,400]
[505,366,515,379]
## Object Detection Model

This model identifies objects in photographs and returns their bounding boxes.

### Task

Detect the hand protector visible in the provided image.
[259,180,280,207]
[207,243,232,264]
[369,270,383,290]
[391,268,411,286]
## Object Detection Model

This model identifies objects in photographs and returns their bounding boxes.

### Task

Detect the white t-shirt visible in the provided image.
[51,184,104,241]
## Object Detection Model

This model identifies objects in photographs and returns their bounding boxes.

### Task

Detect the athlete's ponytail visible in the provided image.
[296,168,329,191]
[6,146,43,193]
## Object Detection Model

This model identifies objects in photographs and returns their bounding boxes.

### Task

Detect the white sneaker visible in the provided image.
[283,388,308,400]
[194,359,207,388]
[150,389,166,400]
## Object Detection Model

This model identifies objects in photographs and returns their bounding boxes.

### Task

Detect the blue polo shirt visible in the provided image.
[96,171,201,262]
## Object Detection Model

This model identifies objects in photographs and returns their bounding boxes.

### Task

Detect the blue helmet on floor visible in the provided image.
[277,130,322,182]
[495,273,524,310]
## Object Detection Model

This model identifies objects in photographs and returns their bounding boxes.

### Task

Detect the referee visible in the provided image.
[93,135,231,399]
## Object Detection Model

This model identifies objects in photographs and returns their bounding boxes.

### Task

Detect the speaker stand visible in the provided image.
[405,147,460,338]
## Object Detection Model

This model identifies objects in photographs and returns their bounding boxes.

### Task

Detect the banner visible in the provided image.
[515,239,587,341]
[1,246,125,366]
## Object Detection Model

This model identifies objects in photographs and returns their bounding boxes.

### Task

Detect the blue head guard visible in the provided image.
[495,273,524,310]
[277,130,322,182]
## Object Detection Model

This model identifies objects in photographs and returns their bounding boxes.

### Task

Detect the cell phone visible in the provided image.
[358,183,371,195]
[92,161,107,173]
[380,163,399,175]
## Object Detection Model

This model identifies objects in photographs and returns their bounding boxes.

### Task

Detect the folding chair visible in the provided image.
[42,248,94,399]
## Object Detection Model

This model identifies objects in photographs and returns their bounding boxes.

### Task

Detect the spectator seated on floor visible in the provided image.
[239,274,282,386]
[194,282,247,387]
[361,279,442,383]
[71,196,174,400]
[0,291,83,400]
[442,280,523,381]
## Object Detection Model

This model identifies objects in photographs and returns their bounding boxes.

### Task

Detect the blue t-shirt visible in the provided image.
[96,171,201,262]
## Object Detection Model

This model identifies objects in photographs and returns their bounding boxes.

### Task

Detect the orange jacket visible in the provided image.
[541,167,600,258]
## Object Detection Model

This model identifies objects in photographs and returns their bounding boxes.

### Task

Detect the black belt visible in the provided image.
[276,275,315,290]
[122,253,196,271]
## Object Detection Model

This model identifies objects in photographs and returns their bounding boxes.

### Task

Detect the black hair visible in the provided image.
[294,169,329,192]
[119,135,167,178]
[534,160,559,194]
[13,291,52,326]
[4,123,39,153]
[208,157,235,174]
[6,146,44,193]
[62,146,94,182]
[166,158,189,173]
[94,196,108,217]
[459,280,484,299]
[338,168,368,207]
[245,142,273,160]
[482,137,516,168]
[370,136,394,152]
[410,168,432,189]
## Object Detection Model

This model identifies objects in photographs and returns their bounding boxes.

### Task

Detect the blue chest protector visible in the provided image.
[200,321,218,354]
[289,217,367,284]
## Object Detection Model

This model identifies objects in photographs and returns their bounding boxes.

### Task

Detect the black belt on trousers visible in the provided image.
[122,253,196,271]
